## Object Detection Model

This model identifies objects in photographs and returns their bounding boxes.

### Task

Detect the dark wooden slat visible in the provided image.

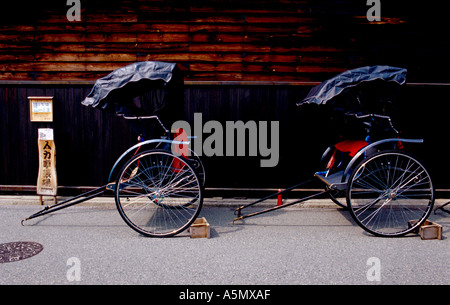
[0,0,448,83]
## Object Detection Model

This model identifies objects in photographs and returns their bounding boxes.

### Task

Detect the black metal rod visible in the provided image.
[234,179,312,216]
[434,201,450,215]
[22,186,107,224]
[55,185,108,206]
[233,189,329,224]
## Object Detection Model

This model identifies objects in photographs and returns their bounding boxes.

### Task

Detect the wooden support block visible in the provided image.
[419,221,443,240]
[189,217,210,239]
[408,220,443,240]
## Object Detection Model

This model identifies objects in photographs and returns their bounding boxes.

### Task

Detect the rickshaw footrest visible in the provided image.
[314,171,347,191]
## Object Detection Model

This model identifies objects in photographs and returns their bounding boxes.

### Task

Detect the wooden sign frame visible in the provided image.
[29,96,54,122]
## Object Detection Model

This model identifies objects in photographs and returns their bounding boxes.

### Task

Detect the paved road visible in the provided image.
[0,200,448,285]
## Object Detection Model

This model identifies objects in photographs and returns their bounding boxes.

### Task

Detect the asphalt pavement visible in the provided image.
[0,196,449,286]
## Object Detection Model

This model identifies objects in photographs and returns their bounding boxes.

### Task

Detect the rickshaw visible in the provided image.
[234,66,436,237]
[23,63,436,238]
[22,61,205,237]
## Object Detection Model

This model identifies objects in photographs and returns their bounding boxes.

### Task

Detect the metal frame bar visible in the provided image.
[233,186,329,224]
[434,201,450,215]
[122,115,170,135]
[232,179,331,223]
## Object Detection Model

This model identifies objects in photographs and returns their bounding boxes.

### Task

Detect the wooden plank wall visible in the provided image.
[0,84,134,187]
[0,0,448,82]
[1,83,450,190]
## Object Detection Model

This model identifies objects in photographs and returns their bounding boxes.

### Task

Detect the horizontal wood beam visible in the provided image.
[0,80,449,87]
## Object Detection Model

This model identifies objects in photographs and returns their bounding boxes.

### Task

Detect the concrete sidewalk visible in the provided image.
[1,203,449,285]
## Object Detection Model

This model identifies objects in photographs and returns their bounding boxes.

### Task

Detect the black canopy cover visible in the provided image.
[297,65,407,107]
[297,66,408,141]
[81,61,182,116]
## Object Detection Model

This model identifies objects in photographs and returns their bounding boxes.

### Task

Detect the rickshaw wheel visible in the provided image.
[346,150,434,237]
[115,149,203,237]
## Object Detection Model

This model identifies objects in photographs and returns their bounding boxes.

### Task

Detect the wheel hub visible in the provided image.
[389,191,397,199]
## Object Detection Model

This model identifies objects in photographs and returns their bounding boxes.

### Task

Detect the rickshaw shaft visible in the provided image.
[435,200,450,215]
[234,180,313,217]
[21,185,107,225]
[233,187,329,224]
